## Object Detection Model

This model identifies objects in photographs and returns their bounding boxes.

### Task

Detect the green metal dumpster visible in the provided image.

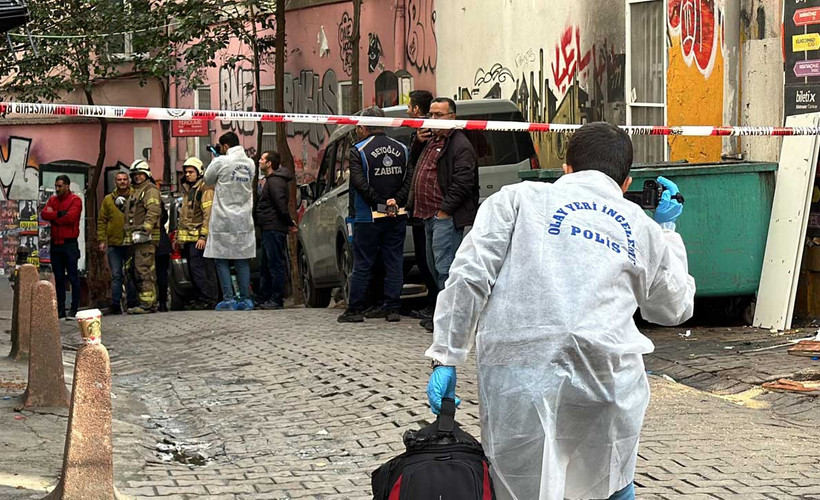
[519,162,777,298]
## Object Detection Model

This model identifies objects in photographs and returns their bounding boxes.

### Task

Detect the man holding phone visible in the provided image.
[338,107,413,323]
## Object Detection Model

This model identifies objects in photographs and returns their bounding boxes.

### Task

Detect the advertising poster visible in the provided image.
[0,201,19,275]
[785,0,820,116]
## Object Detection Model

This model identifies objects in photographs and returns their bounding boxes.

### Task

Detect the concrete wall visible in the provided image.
[739,0,783,163]
[436,0,627,168]
[174,0,438,183]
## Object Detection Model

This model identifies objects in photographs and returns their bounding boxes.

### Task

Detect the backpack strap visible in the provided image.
[437,397,456,433]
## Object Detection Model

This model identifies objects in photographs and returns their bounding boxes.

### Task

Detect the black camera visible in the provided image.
[624,180,685,209]
[206,144,221,157]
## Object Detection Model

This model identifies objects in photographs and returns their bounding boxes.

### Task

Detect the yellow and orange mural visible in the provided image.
[667,0,725,162]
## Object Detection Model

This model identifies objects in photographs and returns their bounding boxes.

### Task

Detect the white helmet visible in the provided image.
[130,159,151,177]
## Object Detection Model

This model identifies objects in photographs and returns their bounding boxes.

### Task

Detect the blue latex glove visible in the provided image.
[426,366,461,415]
[654,176,683,224]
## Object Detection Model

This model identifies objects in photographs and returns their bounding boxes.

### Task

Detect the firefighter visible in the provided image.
[176,157,218,308]
[124,159,162,314]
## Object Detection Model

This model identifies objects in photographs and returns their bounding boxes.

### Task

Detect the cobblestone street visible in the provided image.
[2,305,820,499]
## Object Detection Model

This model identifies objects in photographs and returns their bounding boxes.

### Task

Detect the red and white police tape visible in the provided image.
[1,101,817,136]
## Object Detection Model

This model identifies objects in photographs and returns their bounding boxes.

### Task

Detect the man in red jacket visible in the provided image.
[41,175,83,319]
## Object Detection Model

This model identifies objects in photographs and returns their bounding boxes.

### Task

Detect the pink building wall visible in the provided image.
[173,0,438,183]
[1,77,166,204]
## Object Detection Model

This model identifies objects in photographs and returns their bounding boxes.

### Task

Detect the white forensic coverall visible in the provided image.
[425,170,696,500]
[203,145,256,260]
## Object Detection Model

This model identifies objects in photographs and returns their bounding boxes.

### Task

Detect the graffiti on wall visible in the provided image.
[219,65,256,137]
[338,12,354,76]
[668,0,721,78]
[0,137,39,201]
[406,0,437,72]
[667,0,724,162]
[282,69,340,148]
[368,33,383,73]
[456,28,626,168]
[551,26,594,95]
[515,49,536,69]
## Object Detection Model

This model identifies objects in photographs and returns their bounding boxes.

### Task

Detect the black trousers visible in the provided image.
[51,239,80,316]
[156,254,170,307]
[185,243,218,303]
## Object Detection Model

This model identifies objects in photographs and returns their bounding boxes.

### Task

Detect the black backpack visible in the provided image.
[371,398,496,500]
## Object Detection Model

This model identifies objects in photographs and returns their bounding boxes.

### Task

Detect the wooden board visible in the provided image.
[754,113,820,330]
[787,340,820,357]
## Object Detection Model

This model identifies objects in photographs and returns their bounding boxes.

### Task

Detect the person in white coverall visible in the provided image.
[425,122,696,500]
[203,131,257,311]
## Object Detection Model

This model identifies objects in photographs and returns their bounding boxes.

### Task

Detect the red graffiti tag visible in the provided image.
[669,0,719,77]
[550,26,593,94]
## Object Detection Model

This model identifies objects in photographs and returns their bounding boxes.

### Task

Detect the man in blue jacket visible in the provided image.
[338,107,413,323]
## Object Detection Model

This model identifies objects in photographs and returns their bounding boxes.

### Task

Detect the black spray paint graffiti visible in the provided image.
[0,137,39,201]
[219,66,256,137]
[368,33,383,73]
[338,12,354,76]
[406,0,437,72]
[282,69,340,148]
[457,44,625,168]
[472,63,515,99]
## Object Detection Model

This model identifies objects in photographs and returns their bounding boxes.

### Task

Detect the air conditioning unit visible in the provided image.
[0,0,29,34]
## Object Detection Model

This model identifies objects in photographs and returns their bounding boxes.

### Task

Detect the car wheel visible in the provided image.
[338,241,353,305]
[299,247,331,308]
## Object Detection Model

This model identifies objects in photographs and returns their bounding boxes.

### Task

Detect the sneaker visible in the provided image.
[420,318,433,332]
[259,300,284,310]
[64,310,78,321]
[337,309,364,323]
[215,300,236,311]
[363,305,387,319]
[104,305,122,316]
[386,310,401,322]
[410,305,435,320]
[128,306,155,315]
[232,298,255,311]
[58,311,66,320]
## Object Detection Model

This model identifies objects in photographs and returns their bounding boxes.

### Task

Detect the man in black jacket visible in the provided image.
[406,97,479,331]
[339,107,413,323]
[256,151,295,310]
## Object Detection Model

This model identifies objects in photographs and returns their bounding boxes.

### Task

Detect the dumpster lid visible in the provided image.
[519,161,777,181]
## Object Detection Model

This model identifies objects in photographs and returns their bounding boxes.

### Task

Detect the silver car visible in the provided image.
[296,99,539,307]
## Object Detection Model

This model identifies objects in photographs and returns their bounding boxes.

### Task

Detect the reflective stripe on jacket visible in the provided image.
[177,179,214,243]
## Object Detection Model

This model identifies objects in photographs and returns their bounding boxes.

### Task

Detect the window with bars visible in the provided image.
[106,0,138,60]
[260,87,277,153]
[626,0,667,163]
[338,81,364,115]
[195,87,212,161]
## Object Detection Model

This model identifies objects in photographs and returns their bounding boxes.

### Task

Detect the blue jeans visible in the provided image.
[423,216,464,290]
[607,482,634,500]
[107,245,138,308]
[349,217,407,311]
[215,259,250,301]
[260,230,288,306]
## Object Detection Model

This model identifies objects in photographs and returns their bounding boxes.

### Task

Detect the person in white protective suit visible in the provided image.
[424,122,696,500]
[203,131,257,311]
